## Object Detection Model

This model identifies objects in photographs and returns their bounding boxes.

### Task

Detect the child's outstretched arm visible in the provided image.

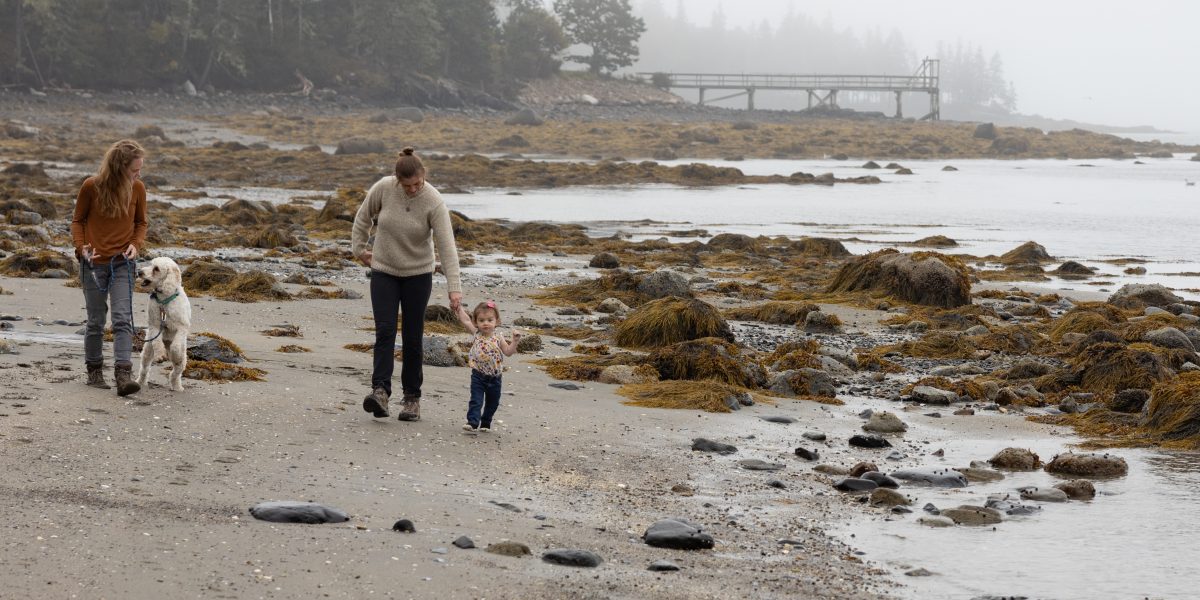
[500,329,522,356]
[456,305,477,334]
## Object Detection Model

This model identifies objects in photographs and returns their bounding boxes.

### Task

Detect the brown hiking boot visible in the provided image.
[396,395,421,421]
[86,362,111,389]
[362,387,390,418]
[114,364,141,397]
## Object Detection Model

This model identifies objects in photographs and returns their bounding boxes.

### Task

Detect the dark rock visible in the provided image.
[647,560,681,572]
[849,434,892,448]
[691,438,737,454]
[794,447,819,461]
[760,415,796,424]
[973,123,997,139]
[889,468,968,488]
[643,518,715,550]
[392,519,416,532]
[834,478,878,492]
[542,548,602,568]
[739,459,785,471]
[802,431,826,441]
[767,479,787,489]
[1044,452,1128,477]
[452,536,475,549]
[549,382,581,390]
[589,252,620,269]
[187,334,243,364]
[1110,388,1149,413]
[248,501,349,524]
[988,447,1042,471]
[862,472,899,488]
[1054,479,1097,500]
[849,462,879,477]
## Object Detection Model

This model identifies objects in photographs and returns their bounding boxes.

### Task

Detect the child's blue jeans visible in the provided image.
[467,369,502,428]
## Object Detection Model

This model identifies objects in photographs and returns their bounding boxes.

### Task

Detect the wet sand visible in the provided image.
[0,273,945,600]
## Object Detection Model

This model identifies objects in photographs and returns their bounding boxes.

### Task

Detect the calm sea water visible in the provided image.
[444,155,1200,299]
[836,396,1199,600]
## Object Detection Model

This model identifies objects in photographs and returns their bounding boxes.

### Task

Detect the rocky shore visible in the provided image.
[2,88,1198,600]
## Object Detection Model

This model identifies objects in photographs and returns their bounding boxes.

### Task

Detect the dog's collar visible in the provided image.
[151,291,180,306]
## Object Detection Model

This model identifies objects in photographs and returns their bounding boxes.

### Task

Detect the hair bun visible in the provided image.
[401,146,415,156]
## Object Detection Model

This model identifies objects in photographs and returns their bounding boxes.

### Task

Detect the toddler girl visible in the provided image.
[456,300,521,432]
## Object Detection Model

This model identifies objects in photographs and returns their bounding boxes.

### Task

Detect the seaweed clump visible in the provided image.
[613,297,732,349]
[1141,372,1200,448]
[723,301,820,325]
[1070,342,1174,393]
[617,380,760,413]
[648,338,766,387]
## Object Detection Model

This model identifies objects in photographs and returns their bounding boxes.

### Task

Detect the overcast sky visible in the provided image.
[632,0,1200,132]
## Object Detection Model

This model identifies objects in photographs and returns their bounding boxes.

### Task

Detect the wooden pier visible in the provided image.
[638,58,940,120]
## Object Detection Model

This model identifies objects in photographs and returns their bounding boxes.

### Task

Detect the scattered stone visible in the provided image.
[334,138,386,155]
[918,515,956,527]
[1019,486,1070,502]
[849,462,879,478]
[863,411,907,433]
[869,488,910,507]
[670,484,695,496]
[452,536,475,549]
[910,385,959,405]
[794,447,819,461]
[767,479,787,489]
[834,478,878,493]
[549,382,582,390]
[954,464,1005,483]
[813,464,850,476]
[596,297,630,314]
[760,415,796,424]
[643,518,715,550]
[940,505,1003,526]
[985,494,1042,516]
[542,548,602,568]
[906,568,934,577]
[862,472,899,488]
[691,438,737,454]
[988,448,1042,471]
[392,519,416,532]
[740,459,785,471]
[248,501,349,524]
[647,560,681,572]
[953,408,975,416]
[1054,479,1097,500]
[802,431,826,441]
[888,468,968,488]
[849,434,892,448]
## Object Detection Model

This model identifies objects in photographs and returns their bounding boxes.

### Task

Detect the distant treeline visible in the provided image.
[0,0,646,101]
[633,1,1016,114]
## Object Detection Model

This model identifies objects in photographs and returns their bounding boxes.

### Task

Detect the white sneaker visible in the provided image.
[462,423,478,432]
[478,426,491,433]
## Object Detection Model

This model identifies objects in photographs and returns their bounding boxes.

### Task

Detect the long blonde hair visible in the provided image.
[94,139,145,218]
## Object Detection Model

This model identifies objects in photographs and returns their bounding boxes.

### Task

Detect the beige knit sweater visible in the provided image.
[350,178,461,293]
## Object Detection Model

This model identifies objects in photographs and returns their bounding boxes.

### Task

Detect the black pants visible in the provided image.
[370,271,432,398]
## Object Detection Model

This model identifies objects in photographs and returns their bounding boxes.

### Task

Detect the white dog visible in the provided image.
[136,257,192,391]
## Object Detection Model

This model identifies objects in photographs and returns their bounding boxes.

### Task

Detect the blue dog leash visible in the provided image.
[83,254,171,344]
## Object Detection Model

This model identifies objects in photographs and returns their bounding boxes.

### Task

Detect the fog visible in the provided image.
[631,0,1200,132]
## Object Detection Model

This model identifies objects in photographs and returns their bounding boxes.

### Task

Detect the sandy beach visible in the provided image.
[4,89,1198,600]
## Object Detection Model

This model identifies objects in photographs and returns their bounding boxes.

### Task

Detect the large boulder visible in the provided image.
[1142,327,1196,352]
[1044,452,1128,478]
[791,237,852,257]
[637,269,690,299]
[973,122,997,139]
[334,138,386,155]
[826,249,971,308]
[999,241,1053,265]
[1108,284,1185,310]
[988,447,1042,470]
[706,233,758,253]
[769,368,836,398]
[505,108,544,126]
[423,334,466,367]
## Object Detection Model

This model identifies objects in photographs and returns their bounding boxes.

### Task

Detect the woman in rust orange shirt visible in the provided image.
[71,139,148,396]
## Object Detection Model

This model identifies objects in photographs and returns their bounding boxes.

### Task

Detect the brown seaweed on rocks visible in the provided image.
[723,301,820,325]
[613,297,732,349]
[1069,342,1174,393]
[648,338,766,387]
[1142,372,1200,448]
[826,249,971,308]
[616,380,761,413]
